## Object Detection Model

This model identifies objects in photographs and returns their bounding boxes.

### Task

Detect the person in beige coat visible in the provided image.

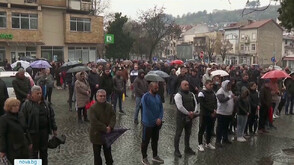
[75,71,91,123]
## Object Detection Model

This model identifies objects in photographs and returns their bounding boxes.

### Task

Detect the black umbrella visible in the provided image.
[59,61,83,72]
[148,70,170,78]
[144,74,165,82]
[67,66,91,73]
[102,128,129,148]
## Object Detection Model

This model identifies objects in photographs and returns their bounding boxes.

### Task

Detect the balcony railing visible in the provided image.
[68,0,93,11]
[24,0,37,3]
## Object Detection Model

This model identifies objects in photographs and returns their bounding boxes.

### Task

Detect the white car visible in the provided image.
[0,71,35,98]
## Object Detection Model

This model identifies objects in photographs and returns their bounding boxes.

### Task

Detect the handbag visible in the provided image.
[0,156,11,165]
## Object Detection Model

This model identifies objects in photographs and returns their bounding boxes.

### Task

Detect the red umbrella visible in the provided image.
[171,60,184,65]
[261,70,290,79]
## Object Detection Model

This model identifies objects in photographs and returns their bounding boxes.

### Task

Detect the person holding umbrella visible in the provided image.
[88,89,116,165]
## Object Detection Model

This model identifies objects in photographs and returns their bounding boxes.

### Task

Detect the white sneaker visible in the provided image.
[205,143,216,150]
[237,137,246,142]
[198,144,205,152]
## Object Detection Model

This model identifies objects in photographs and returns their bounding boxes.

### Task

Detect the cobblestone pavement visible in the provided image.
[48,89,294,165]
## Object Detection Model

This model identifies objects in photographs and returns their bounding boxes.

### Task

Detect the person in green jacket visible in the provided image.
[88,89,116,165]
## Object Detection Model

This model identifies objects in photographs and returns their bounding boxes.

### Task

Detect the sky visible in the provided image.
[108,0,279,19]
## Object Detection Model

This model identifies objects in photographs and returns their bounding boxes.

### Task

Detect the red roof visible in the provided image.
[241,19,274,29]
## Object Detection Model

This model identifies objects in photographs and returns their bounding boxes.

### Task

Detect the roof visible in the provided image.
[183,24,210,35]
[241,19,282,30]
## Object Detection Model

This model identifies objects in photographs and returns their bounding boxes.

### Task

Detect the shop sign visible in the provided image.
[0,33,13,39]
[105,34,114,44]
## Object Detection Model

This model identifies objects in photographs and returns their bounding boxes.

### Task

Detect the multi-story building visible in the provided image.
[282,35,294,69]
[224,19,283,66]
[193,31,223,63]
[0,0,104,65]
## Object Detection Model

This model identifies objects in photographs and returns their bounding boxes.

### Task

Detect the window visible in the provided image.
[0,12,6,28]
[241,44,244,51]
[252,33,256,40]
[68,47,96,63]
[70,17,91,32]
[241,34,245,40]
[26,47,36,57]
[41,46,63,62]
[12,13,38,29]
[251,44,256,51]
[0,47,5,63]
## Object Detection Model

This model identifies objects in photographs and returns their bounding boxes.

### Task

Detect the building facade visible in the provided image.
[282,35,294,69]
[0,0,104,65]
[224,19,283,66]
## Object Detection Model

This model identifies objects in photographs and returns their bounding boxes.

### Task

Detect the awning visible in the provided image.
[3,41,45,46]
[283,55,294,61]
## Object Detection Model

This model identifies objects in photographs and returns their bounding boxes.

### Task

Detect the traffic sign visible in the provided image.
[153,57,157,61]
[105,34,114,44]
[271,57,276,63]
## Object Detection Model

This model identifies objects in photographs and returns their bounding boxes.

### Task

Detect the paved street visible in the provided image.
[48,89,294,165]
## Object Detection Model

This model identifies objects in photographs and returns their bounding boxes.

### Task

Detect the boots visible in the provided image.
[77,109,82,123]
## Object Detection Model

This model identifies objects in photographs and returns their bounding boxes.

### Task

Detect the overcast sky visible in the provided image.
[109,0,279,19]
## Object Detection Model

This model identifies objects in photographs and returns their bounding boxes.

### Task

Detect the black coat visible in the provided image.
[88,71,100,90]
[0,79,8,116]
[100,73,114,96]
[0,112,31,164]
[20,100,57,134]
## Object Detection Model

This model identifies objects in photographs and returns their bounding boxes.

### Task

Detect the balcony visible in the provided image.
[68,0,92,11]
[0,0,37,4]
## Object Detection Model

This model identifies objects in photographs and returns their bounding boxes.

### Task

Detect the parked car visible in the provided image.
[0,71,34,97]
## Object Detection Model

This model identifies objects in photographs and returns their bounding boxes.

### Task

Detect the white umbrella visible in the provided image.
[211,70,229,77]
[11,60,30,70]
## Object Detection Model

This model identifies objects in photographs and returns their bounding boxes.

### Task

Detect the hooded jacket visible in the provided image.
[202,68,212,88]
[133,70,148,98]
[216,80,234,116]
[75,72,91,108]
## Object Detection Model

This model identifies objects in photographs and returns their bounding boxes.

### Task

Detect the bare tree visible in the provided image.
[219,40,233,64]
[92,0,111,16]
[139,6,180,62]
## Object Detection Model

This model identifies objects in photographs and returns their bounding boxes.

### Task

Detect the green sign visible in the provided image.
[105,34,114,44]
[0,33,13,39]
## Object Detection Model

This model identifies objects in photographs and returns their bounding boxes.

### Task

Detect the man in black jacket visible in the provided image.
[197,80,217,152]
[174,81,198,158]
[0,78,9,116]
[20,86,58,165]
[236,73,249,96]
[100,67,113,103]
[12,69,31,103]
[88,68,100,101]
[258,79,272,134]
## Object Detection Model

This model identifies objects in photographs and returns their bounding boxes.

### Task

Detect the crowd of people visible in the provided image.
[0,59,294,165]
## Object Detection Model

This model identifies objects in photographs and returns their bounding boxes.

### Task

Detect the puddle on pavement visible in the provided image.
[257,148,294,165]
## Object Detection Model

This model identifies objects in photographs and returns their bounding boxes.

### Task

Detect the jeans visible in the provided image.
[106,94,111,103]
[237,115,248,138]
[285,94,294,114]
[216,114,231,143]
[141,125,161,159]
[198,115,214,145]
[174,112,192,151]
[134,97,142,121]
[30,129,49,165]
[259,106,269,130]
[93,144,113,165]
[45,87,53,103]
[112,93,122,112]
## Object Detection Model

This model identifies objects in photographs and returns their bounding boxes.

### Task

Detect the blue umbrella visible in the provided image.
[97,59,107,63]
[30,60,52,69]
[102,128,129,148]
